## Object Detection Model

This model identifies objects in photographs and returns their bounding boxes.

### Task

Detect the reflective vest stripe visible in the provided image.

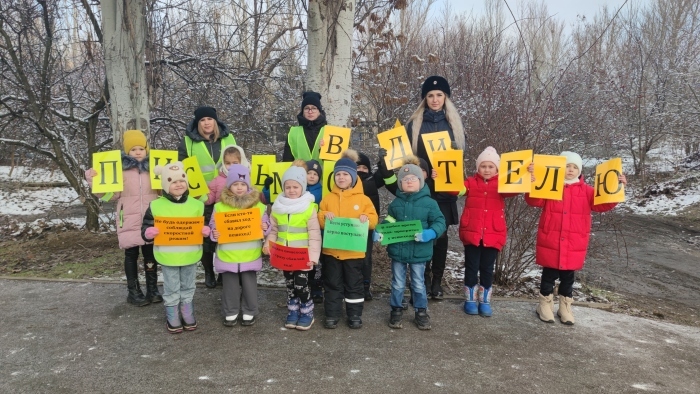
[184,134,236,182]
[154,245,200,253]
[272,205,315,249]
[219,240,262,251]
[277,238,309,248]
[277,225,308,234]
[288,126,324,161]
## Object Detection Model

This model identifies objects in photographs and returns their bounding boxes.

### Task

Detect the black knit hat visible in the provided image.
[301,91,323,111]
[418,158,430,174]
[306,159,323,179]
[421,76,451,99]
[356,152,372,170]
[194,106,218,124]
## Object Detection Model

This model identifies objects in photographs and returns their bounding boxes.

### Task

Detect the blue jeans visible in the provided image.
[390,261,428,309]
[161,265,197,307]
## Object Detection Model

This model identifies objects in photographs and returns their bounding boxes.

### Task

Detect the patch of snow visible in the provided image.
[198,376,210,380]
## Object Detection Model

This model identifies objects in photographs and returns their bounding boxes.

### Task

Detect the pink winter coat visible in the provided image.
[458,174,518,251]
[524,177,617,271]
[205,171,227,205]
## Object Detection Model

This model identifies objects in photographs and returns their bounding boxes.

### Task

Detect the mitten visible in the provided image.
[201,226,211,237]
[264,177,274,187]
[414,229,437,243]
[372,231,383,243]
[84,168,97,186]
[378,147,388,158]
[144,227,159,239]
[458,185,468,197]
[377,150,394,179]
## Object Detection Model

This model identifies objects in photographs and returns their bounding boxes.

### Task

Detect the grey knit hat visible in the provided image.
[397,163,425,191]
[281,166,307,194]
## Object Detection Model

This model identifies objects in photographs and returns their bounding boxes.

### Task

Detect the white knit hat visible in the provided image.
[476,146,500,169]
[561,151,583,176]
[154,162,187,192]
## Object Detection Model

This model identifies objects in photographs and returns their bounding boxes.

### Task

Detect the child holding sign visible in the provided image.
[459,147,519,317]
[318,157,378,329]
[85,130,161,307]
[525,152,627,325]
[205,145,249,206]
[373,157,445,330]
[141,162,209,334]
[264,166,322,330]
[209,164,269,327]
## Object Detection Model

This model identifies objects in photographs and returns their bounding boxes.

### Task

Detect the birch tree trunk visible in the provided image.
[101,0,150,145]
[307,0,355,127]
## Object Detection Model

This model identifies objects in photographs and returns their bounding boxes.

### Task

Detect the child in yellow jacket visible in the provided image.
[318,156,378,329]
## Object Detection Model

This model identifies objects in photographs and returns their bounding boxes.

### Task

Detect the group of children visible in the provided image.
[87,128,627,334]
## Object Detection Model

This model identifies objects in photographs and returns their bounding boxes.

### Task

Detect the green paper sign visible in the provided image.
[375,220,423,245]
[322,217,369,252]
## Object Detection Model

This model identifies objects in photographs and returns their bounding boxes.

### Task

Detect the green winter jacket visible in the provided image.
[385,184,446,264]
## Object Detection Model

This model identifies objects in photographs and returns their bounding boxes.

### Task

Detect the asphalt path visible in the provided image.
[1,279,699,393]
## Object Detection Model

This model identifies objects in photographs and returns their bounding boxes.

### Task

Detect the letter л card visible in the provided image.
[149,150,179,189]
[319,126,352,161]
[91,150,123,193]
[433,150,464,192]
[498,150,532,193]
[530,154,566,200]
[594,158,625,205]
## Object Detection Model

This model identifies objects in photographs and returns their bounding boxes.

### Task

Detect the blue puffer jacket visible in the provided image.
[385,184,446,264]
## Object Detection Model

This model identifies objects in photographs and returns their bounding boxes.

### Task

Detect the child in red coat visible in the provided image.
[458,147,518,317]
[525,151,627,325]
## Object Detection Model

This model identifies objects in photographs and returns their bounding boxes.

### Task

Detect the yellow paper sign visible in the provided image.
[421,131,452,167]
[268,162,292,202]
[319,126,352,161]
[149,150,179,189]
[377,126,413,170]
[594,158,625,205]
[251,155,276,192]
[530,154,566,200]
[214,208,263,243]
[182,156,210,198]
[498,150,533,193]
[433,150,464,192]
[91,150,123,193]
[153,216,204,246]
[394,119,402,128]
[322,160,336,196]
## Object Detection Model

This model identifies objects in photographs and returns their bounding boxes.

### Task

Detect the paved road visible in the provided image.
[1,279,699,393]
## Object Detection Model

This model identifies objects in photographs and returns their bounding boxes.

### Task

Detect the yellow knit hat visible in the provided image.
[123,130,148,153]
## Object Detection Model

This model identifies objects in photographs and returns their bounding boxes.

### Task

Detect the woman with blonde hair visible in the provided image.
[405,76,465,300]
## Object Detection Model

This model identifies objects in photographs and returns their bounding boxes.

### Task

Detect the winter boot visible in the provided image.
[431,275,444,300]
[144,260,162,304]
[323,317,339,329]
[463,285,479,315]
[165,305,183,334]
[241,314,256,326]
[223,314,238,327]
[296,300,315,330]
[536,293,555,323]
[202,253,216,288]
[363,280,373,301]
[311,289,324,304]
[478,286,492,317]
[347,315,363,329]
[125,257,149,306]
[179,302,197,331]
[415,308,431,330]
[285,298,300,329]
[557,296,575,325]
[388,307,403,329]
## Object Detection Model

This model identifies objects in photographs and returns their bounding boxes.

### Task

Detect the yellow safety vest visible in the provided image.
[150,196,204,266]
[184,134,237,182]
[288,126,324,161]
[214,202,266,263]
[272,204,316,248]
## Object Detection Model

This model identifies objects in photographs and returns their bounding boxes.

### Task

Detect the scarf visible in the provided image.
[271,192,315,215]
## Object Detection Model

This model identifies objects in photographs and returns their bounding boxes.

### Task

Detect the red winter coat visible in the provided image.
[458,174,518,251]
[524,177,617,271]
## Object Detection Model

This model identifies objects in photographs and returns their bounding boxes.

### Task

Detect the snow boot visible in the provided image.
[124,254,149,306]
[431,275,444,300]
[363,280,373,301]
[144,260,162,304]
[285,298,300,329]
[347,315,363,329]
[463,285,479,315]
[388,307,403,329]
[165,305,183,334]
[478,286,492,317]
[323,317,339,329]
[557,296,575,325]
[536,293,555,323]
[296,300,315,330]
[415,308,431,330]
[179,302,197,331]
[241,314,256,326]
[223,314,238,327]
[202,252,216,288]
[311,289,324,304]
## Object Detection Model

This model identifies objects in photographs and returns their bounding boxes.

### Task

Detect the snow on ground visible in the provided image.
[0,166,82,215]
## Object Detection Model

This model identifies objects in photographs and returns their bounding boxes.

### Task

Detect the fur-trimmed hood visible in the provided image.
[220,188,262,210]
[122,153,149,173]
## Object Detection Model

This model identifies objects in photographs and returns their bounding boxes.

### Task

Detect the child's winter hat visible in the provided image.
[306,159,323,179]
[154,162,187,191]
[398,156,425,191]
[561,151,583,173]
[356,152,372,170]
[123,130,148,153]
[282,166,308,193]
[301,91,323,111]
[194,106,218,123]
[476,146,500,169]
[421,76,451,99]
[334,154,358,187]
[226,164,252,190]
[220,145,250,175]
[418,157,430,175]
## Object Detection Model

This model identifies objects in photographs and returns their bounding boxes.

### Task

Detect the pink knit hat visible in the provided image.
[476,146,500,170]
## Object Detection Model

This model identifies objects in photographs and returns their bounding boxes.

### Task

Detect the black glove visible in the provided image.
[451,141,460,150]
[377,151,394,179]
[378,148,388,158]
[263,176,274,188]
